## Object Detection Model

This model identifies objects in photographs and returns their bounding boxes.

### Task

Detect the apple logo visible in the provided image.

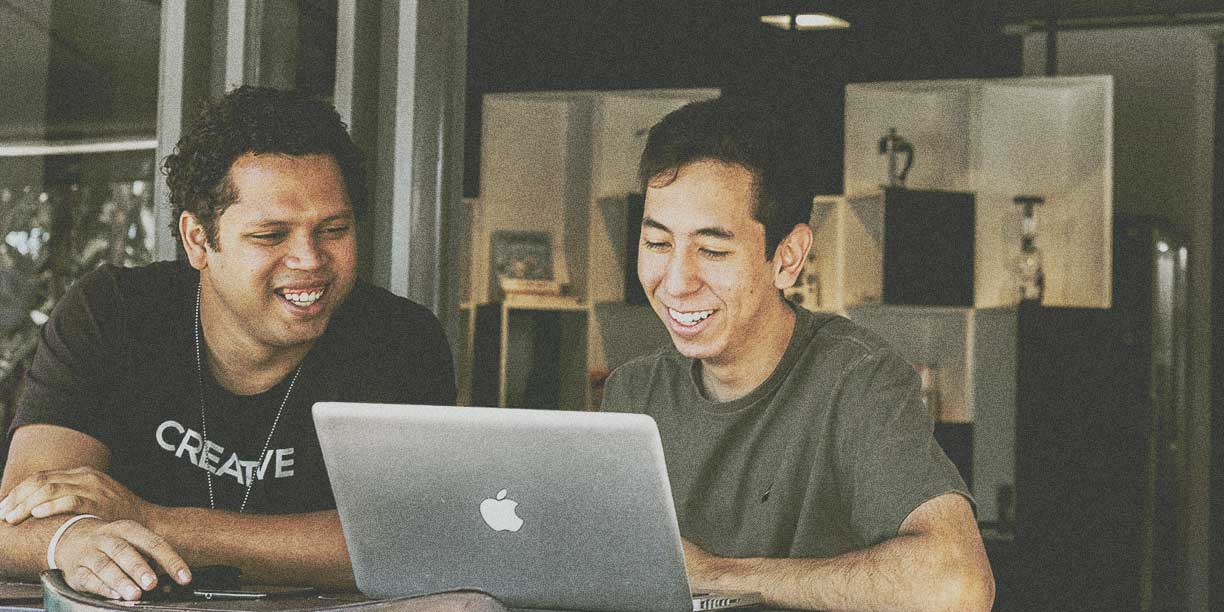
[479,489,524,532]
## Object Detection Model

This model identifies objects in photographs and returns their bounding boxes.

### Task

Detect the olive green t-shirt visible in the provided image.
[601,307,970,559]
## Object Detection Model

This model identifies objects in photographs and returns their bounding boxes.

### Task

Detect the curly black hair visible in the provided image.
[162,86,367,247]
[638,96,815,259]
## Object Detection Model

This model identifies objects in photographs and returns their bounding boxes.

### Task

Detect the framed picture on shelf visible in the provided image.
[490,230,562,298]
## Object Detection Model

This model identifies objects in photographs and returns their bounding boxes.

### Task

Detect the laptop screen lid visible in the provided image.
[313,402,694,612]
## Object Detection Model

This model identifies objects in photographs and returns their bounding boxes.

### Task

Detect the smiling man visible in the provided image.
[0,87,454,599]
[602,98,994,612]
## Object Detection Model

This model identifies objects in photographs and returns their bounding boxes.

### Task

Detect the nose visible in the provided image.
[661,249,701,296]
[284,233,328,270]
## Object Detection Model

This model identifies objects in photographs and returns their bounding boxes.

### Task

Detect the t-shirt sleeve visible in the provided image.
[599,360,650,414]
[374,296,456,406]
[413,308,457,405]
[835,348,971,547]
[9,266,123,445]
[600,367,628,412]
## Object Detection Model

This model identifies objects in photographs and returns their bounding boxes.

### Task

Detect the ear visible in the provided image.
[772,223,813,291]
[179,212,211,271]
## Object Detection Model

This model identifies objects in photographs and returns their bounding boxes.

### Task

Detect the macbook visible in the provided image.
[312,402,760,612]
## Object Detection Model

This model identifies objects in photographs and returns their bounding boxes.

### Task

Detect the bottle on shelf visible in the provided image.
[1013,195,1046,303]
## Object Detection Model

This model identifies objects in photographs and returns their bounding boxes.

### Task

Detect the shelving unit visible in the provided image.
[465,296,588,410]
[791,190,978,311]
[461,88,719,410]
[842,75,1114,309]
[788,76,1117,523]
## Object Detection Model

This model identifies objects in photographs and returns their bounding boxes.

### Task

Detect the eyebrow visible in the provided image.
[245,211,355,229]
[641,215,735,240]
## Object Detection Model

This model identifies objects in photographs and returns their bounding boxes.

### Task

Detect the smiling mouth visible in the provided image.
[668,307,714,326]
[277,286,327,308]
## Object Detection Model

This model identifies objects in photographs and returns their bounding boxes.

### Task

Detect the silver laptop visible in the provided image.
[313,402,760,612]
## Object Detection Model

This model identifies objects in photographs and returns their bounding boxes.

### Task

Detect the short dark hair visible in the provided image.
[638,96,814,258]
[163,86,367,246]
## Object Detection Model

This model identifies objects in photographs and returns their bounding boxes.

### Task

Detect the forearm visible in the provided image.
[145,506,354,590]
[0,517,70,580]
[692,534,993,612]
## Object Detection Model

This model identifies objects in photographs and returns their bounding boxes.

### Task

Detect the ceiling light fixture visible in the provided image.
[760,13,850,31]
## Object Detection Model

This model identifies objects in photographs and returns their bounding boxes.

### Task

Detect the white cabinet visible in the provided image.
[842,75,1114,309]
[462,88,718,409]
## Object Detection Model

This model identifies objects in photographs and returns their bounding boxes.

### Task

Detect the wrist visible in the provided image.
[138,501,169,532]
[704,554,738,583]
[688,549,730,583]
[47,514,101,570]
[701,554,764,591]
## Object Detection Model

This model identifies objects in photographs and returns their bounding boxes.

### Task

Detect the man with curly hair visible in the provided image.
[0,87,455,598]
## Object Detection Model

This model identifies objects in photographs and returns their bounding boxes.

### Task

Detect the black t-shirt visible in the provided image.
[10,261,455,514]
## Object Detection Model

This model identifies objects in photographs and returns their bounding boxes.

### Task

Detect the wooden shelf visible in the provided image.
[502,294,586,311]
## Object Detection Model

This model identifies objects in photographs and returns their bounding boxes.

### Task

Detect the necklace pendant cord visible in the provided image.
[194,282,303,513]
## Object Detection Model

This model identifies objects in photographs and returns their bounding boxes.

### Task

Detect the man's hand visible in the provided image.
[0,467,151,525]
[677,494,994,611]
[51,516,192,601]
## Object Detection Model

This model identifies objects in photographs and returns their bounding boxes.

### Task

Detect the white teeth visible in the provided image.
[282,289,324,307]
[668,307,713,326]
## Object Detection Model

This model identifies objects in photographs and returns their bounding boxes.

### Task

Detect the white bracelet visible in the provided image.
[47,514,100,570]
